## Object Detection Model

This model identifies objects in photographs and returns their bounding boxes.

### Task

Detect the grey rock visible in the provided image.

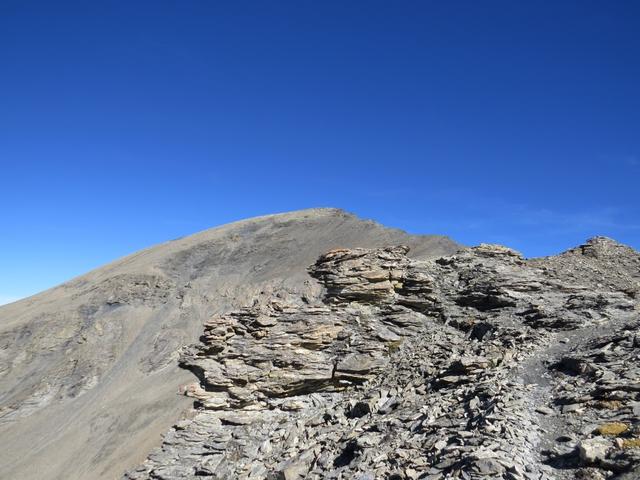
[124,237,640,479]
[474,457,506,475]
[5,221,640,480]
[578,438,611,464]
[0,209,459,480]
[535,406,554,416]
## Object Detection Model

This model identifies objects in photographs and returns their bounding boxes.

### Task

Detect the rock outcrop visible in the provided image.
[0,209,458,480]
[125,237,640,480]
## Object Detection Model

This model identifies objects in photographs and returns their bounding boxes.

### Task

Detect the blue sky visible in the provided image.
[1,1,639,304]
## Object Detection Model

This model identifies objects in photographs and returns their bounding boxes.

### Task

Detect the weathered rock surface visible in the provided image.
[125,237,640,480]
[0,209,458,480]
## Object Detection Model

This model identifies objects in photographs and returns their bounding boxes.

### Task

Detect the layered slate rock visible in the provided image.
[0,209,460,480]
[125,237,640,480]
[308,246,411,304]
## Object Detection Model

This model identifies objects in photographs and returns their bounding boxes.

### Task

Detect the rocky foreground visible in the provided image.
[124,237,640,480]
[0,209,457,480]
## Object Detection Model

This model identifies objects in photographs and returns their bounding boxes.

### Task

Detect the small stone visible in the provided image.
[433,440,448,451]
[562,404,584,414]
[254,316,278,327]
[578,438,610,464]
[280,462,308,480]
[474,458,505,475]
[535,406,554,415]
[217,412,258,425]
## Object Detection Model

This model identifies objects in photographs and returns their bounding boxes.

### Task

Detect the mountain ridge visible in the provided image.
[0,208,459,480]
[124,237,640,480]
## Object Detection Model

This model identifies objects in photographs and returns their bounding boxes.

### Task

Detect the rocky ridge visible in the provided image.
[125,237,640,480]
[0,209,459,480]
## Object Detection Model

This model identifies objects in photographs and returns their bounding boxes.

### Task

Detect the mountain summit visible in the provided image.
[0,209,458,480]
[3,211,639,480]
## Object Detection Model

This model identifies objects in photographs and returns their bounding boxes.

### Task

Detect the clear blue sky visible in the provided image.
[1,1,639,304]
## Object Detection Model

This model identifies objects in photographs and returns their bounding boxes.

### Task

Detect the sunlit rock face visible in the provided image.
[126,237,640,480]
[0,208,458,480]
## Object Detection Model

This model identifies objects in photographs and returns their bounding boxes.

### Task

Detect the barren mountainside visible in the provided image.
[2,209,639,480]
[0,209,458,480]
[123,237,640,480]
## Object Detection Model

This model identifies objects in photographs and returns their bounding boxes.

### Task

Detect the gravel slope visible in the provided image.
[0,208,459,480]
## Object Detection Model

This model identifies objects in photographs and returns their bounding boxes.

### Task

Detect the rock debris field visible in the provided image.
[0,209,458,480]
[125,237,640,480]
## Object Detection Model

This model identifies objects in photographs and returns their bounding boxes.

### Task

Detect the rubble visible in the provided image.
[125,237,640,479]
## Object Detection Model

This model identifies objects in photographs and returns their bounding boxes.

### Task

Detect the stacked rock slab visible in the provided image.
[125,238,640,480]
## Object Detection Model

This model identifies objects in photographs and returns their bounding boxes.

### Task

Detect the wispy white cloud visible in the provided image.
[422,188,640,235]
[512,205,640,232]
